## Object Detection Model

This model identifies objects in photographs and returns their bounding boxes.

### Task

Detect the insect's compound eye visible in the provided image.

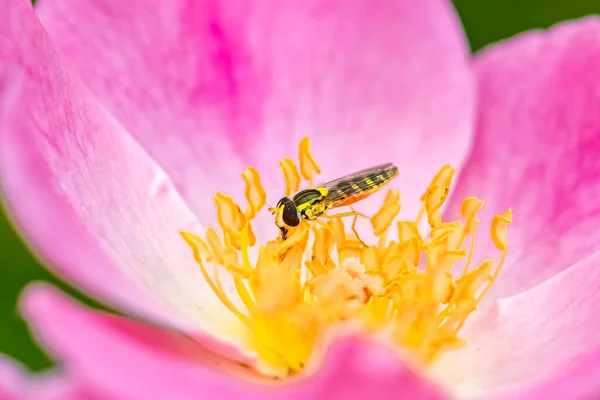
[280,198,301,227]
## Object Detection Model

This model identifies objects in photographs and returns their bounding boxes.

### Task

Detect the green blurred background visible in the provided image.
[1,0,599,372]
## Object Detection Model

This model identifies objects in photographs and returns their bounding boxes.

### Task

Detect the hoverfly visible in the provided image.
[270,162,399,240]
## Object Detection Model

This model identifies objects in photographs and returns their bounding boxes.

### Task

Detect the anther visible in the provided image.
[298,136,321,187]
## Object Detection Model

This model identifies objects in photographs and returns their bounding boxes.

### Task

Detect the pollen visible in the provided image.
[180,136,512,377]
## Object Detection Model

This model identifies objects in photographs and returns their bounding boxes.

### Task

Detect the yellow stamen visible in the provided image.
[241,166,267,220]
[181,136,512,377]
[460,197,485,274]
[422,165,455,228]
[371,189,401,236]
[491,208,513,251]
[298,136,322,187]
[278,158,301,197]
[180,231,249,325]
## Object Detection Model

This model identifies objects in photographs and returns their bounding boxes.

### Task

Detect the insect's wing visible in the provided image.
[321,163,398,206]
[316,163,394,189]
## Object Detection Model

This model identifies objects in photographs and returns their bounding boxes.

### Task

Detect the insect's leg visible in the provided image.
[349,212,368,247]
[349,206,370,220]
[324,209,370,247]
[323,211,356,219]
[314,219,334,233]
[325,208,371,221]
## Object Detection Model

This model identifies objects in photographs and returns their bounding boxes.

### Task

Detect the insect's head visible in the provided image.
[270,197,301,227]
[268,197,300,240]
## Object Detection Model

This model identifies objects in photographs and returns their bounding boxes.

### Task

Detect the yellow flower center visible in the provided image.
[181,137,512,377]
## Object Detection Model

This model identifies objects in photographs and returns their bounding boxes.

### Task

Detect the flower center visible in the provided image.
[181,137,512,377]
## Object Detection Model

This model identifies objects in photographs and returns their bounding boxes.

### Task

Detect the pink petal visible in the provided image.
[0,354,116,400]
[446,17,600,300]
[495,345,600,400]
[37,0,475,218]
[0,0,251,345]
[23,284,450,400]
[431,249,600,399]
[0,355,25,400]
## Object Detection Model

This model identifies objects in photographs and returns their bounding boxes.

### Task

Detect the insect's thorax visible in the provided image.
[293,188,330,220]
[302,201,332,220]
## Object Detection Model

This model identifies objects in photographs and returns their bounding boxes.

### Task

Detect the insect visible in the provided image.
[270,162,399,241]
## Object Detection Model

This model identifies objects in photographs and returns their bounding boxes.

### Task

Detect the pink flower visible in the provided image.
[1,0,600,398]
